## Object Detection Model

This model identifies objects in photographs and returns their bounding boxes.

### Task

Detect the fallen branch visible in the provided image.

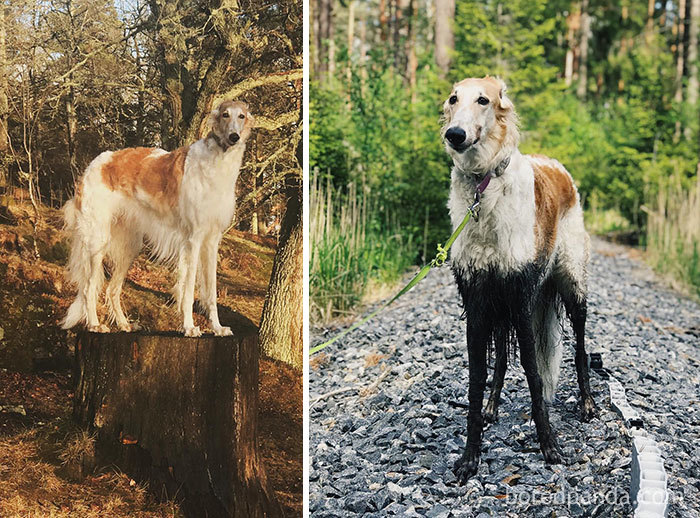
[310,365,394,408]
[310,386,357,409]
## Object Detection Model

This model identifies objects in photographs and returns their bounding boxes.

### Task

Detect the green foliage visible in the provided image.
[311,0,700,312]
[310,175,415,321]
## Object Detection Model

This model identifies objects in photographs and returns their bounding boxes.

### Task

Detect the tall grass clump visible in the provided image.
[310,170,415,323]
[646,172,700,297]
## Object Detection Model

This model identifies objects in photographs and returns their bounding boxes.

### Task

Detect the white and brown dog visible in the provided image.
[61,100,254,337]
[441,77,597,482]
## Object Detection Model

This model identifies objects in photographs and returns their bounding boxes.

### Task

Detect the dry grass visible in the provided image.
[0,429,182,518]
[58,430,96,467]
[646,173,700,297]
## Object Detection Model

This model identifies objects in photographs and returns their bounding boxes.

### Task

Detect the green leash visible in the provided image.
[309,166,498,356]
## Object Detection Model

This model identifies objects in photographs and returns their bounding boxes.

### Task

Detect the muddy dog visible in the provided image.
[441,76,598,482]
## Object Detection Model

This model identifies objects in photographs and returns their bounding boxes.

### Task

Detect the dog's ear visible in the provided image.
[207,107,220,129]
[497,79,514,111]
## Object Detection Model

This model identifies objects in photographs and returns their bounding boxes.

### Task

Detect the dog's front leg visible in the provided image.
[454,316,490,483]
[180,237,203,337]
[200,233,232,336]
[515,311,563,465]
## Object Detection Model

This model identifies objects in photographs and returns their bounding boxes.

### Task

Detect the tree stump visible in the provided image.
[73,330,283,518]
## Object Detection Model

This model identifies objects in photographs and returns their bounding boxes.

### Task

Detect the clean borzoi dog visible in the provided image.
[61,100,254,337]
[441,77,597,482]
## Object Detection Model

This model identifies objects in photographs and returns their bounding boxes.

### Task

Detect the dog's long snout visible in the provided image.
[445,127,466,147]
[229,133,240,144]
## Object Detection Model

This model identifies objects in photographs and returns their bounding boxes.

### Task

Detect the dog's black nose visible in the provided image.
[445,127,466,147]
[229,133,240,144]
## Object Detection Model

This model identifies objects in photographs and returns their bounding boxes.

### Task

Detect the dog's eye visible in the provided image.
[449,95,457,105]
[477,96,489,106]
[222,112,230,118]
[238,114,245,120]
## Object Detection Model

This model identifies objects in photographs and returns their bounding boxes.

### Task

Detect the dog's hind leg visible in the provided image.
[199,232,231,336]
[454,313,491,483]
[558,279,597,421]
[515,308,563,465]
[484,326,508,423]
[85,241,108,333]
[555,213,598,421]
[106,221,142,332]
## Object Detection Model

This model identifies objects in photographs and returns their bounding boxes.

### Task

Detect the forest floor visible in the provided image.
[310,238,700,517]
[0,193,302,517]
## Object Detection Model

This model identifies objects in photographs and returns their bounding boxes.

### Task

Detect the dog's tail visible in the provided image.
[61,198,91,329]
[533,283,564,403]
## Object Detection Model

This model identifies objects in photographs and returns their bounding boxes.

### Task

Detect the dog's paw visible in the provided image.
[213,326,233,337]
[118,322,140,332]
[483,401,499,424]
[540,435,564,465]
[184,326,202,338]
[89,324,110,333]
[453,448,480,484]
[581,397,599,422]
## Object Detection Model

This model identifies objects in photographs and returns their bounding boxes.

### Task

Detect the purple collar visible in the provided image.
[470,156,510,220]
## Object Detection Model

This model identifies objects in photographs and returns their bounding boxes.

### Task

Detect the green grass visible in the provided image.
[310,172,415,323]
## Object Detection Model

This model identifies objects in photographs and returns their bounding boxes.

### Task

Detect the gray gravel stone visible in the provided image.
[310,239,700,517]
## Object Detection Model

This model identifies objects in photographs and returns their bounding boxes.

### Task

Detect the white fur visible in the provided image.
[444,80,589,402]
[62,121,249,336]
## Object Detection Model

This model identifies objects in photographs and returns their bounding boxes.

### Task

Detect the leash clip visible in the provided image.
[469,191,482,221]
[431,243,448,267]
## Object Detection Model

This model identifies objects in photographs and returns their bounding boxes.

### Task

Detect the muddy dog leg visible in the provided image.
[515,310,563,464]
[454,314,491,482]
[563,295,598,421]
[484,327,508,423]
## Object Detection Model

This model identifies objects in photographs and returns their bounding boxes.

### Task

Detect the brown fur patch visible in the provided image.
[530,154,577,258]
[74,182,83,211]
[100,146,189,210]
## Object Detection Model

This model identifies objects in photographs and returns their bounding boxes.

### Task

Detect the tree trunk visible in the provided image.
[577,0,590,99]
[565,5,580,87]
[393,0,402,72]
[258,173,302,370]
[406,0,417,103]
[65,82,78,178]
[379,0,388,41]
[259,128,302,370]
[316,0,333,80]
[73,331,282,518]
[311,0,319,77]
[646,0,655,34]
[434,0,454,77]
[346,0,355,102]
[0,4,8,190]
[675,0,687,140]
[687,0,699,109]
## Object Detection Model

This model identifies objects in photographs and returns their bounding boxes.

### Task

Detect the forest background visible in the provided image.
[0,0,303,365]
[310,0,700,322]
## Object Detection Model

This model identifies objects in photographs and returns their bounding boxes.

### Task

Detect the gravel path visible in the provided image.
[310,239,700,517]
